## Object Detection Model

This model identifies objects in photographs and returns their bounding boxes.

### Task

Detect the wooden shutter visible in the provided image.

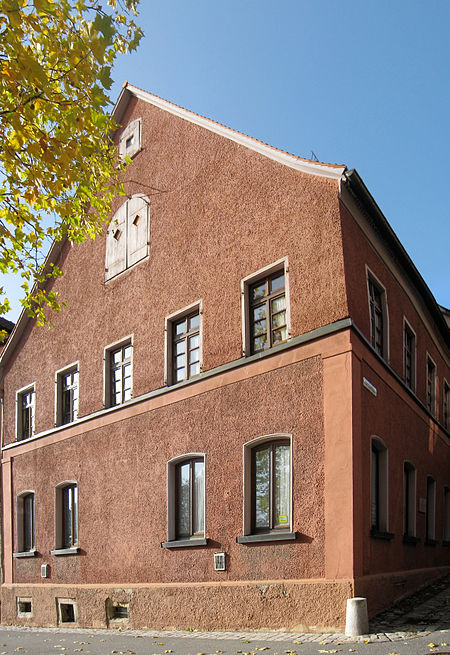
[105,202,127,280]
[127,195,149,267]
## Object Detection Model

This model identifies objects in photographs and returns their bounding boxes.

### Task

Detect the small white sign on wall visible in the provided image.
[362,377,377,397]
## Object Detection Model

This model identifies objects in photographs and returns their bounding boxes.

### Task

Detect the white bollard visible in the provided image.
[345,597,369,636]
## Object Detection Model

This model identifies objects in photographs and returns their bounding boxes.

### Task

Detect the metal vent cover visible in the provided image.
[40,564,48,578]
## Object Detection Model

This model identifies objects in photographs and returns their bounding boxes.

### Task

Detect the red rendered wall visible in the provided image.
[2,96,348,445]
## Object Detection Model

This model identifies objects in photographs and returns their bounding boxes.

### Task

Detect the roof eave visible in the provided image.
[342,168,450,349]
[0,239,65,373]
[115,82,347,180]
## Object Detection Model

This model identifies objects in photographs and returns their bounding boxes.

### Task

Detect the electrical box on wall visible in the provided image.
[41,564,48,578]
[214,552,226,571]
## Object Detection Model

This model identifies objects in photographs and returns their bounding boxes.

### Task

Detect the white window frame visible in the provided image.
[118,117,142,160]
[103,336,133,408]
[16,597,33,618]
[15,383,35,441]
[366,267,389,362]
[54,362,79,426]
[403,318,416,392]
[240,257,291,357]
[52,481,79,555]
[165,453,206,544]
[403,461,416,538]
[370,436,389,534]
[241,433,293,537]
[15,491,35,555]
[56,598,78,625]
[426,353,437,417]
[164,300,203,386]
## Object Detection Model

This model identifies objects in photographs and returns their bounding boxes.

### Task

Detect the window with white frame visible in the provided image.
[105,340,132,407]
[105,194,149,281]
[162,454,206,547]
[426,475,436,543]
[237,434,295,543]
[165,303,202,385]
[367,272,388,359]
[403,320,416,391]
[118,117,141,160]
[53,483,78,552]
[56,365,79,426]
[57,598,78,624]
[241,259,290,357]
[403,462,416,539]
[15,492,35,554]
[16,385,35,441]
[426,355,436,416]
[370,437,390,536]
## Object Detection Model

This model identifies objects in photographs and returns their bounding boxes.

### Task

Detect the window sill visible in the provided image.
[237,532,297,544]
[50,547,80,556]
[161,538,208,549]
[424,539,438,547]
[402,535,420,545]
[370,529,394,541]
[13,549,37,558]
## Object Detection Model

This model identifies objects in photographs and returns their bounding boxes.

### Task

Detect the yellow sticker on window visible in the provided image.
[278,515,288,523]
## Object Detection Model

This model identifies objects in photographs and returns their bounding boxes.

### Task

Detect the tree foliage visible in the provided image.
[0,0,142,324]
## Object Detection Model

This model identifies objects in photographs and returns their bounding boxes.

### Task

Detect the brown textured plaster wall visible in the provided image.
[339,201,449,419]
[1,578,354,631]
[349,334,450,578]
[2,96,348,443]
[10,358,326,586]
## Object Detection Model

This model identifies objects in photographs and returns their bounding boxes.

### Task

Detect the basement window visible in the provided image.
[57,598,77,624]
[106,599,129,623]
[17,597,32,618]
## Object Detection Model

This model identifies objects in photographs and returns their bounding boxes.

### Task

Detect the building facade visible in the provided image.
[1,85,449,630]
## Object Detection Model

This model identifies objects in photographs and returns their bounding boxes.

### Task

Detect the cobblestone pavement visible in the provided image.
[0,574,449,653]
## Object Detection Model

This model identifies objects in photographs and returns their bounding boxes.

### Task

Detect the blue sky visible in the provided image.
[2,0,449,321]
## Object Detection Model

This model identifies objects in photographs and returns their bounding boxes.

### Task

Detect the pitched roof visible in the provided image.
[114,83,346,180]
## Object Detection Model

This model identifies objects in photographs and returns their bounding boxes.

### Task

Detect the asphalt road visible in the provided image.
[0,626,448,655]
